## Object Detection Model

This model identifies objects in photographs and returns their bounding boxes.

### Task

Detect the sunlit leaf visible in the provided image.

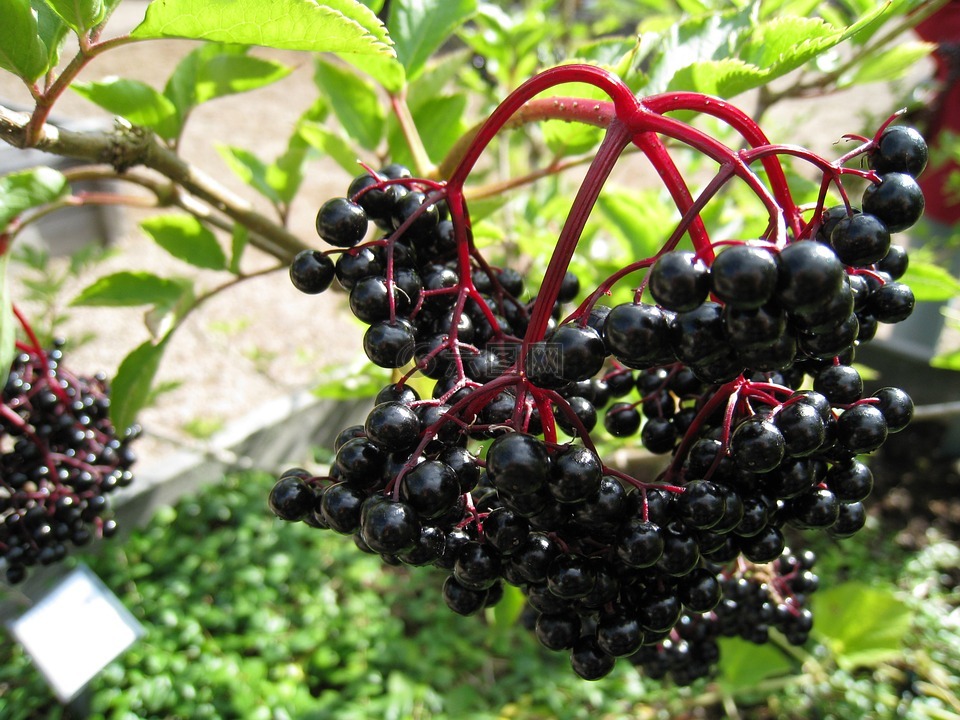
[110,334,172,432]
[44,0,104,34]
[387,0,477,81]
[132,0,394,56]
[73,77,180,139]
[139,214,228,270]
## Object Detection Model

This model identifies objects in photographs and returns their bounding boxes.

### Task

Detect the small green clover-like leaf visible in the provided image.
[110,334,172,433]
[715,637,796,692]
[812,581,913,671]
[44,0,105,34]
[387,0,477,82]
[0,166,69,230]
[72,78,180,139]
[132,0,394,57]
[0,0,48,81]
[139,214,228,271]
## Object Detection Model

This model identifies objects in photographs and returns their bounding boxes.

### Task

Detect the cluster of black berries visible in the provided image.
[273,124,923,681]
[1,344,138,584]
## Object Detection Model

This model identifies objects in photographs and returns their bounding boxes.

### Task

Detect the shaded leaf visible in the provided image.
[132,0,394,56]
[311,356,390,399]
[72,77,179,139]
[229,224,249,275]
[812,581,913,670]
[900,260,960,303]
[298,121,365,174]
[32,0,70,72]
[44,0,104,34]
[0,0,48,81]
[110,335,171,432]
[71,271,190,307]
[314,57,384,151]
[715,637,796,692]
[139,214,228,270]
[0,166,69,230]
[387,0,477,81]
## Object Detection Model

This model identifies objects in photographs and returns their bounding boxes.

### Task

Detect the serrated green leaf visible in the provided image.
[229,224,248,275]
[33,0,70,72]
[139,214,228,270]
[72,77,180,139]
[132,0,394,57]
[739,16,837,72]
[110,334,171,432]
[313,57,384,151]
[0,254,15,391]
[900,260,960,302]
[669,57,767,98]
[642,7,752,95]
[217,145,282,205]
[297,121,363,175]
[812,582,913,670]
[71,271,190,307]
[0,0,48,81]
[844,41,936,85]
[388,0,477,81]
[44,0,104,34]
[715,637,796,692]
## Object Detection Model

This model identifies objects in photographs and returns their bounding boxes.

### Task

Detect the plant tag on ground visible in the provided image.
[7,564,144,702]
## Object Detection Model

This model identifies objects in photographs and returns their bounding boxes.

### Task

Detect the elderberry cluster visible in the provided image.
[273,120,924,682]
[1,344,138,584]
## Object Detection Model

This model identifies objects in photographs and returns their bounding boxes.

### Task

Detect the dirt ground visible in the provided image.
[0,2,941,472]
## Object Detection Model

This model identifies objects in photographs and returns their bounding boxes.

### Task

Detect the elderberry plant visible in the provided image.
[274,64,923,682]
[0,309,139,584]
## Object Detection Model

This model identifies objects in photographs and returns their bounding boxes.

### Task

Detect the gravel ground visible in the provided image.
[1,2,937,470]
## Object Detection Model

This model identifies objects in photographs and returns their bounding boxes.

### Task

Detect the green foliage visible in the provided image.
[44,0,105,35]
[0,167,69,230]
[387,0,478,82]
[73,78,181,140]
[109,333,171,433]
[139,214,228,271]
[131,0,395,56]
[0,0,50,81]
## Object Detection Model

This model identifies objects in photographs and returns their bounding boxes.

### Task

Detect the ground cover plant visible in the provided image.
[2,0,960,714]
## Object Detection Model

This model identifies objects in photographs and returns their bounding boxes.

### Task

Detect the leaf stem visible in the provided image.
[390,91,433,177]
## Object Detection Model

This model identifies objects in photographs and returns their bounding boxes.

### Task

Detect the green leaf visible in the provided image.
[196,52,292,106]
[387,0,477,81]
[72,77,180,139]
[139,214,228,270]
[44,0,104,34]
[71,271,190,307]
[900,260,960,302]
[389,93,467,166]
[0,254,15,391]
[0,166,69,230]
[596,188,676,260]
[311,356,390,399]
[229,224,248,275]
[489,584,525,632]
[313,57,384,151]
[715,637,796,692]
[132,0,394,57]
[33,0,70,72]
[297,121,363,174]
[337,51,406,94]
[110,334,171,432]
[844,41,936,85]
[0,0,48,81]
[812,582,913,670]
[216,145,281,205]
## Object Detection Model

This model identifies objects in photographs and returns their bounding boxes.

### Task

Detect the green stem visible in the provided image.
[390,91,433,177]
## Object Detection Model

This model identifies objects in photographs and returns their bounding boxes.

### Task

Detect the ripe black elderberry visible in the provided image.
[275,85,924,686]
